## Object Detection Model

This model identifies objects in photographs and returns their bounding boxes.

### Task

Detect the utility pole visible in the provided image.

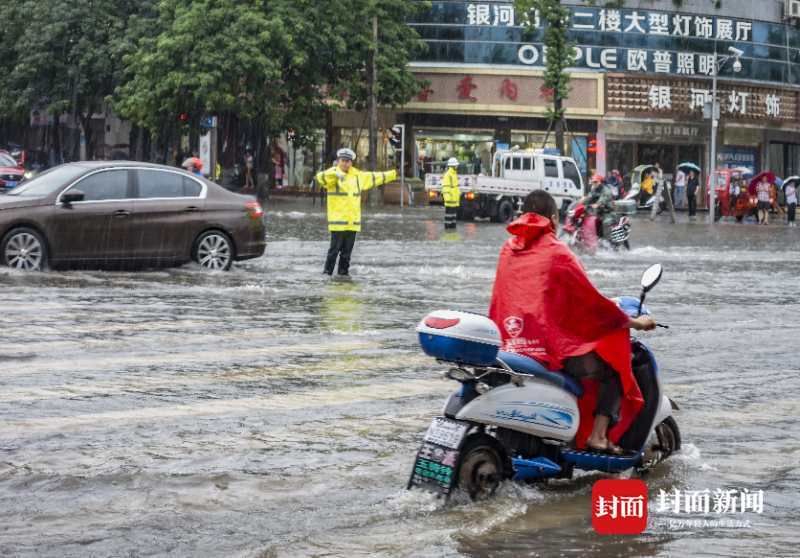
[367,12,380,205]
[367,13,378,173]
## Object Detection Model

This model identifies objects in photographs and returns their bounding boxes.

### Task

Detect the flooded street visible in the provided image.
[1,199,798,557]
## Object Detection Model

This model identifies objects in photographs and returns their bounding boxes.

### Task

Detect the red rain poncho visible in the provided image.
[488,213,643,448]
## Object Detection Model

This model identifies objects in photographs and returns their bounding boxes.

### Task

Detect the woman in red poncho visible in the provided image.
[488,191,655,454]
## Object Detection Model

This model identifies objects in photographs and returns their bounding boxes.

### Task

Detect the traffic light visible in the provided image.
[389,124,404,151]
[587,136,598,154]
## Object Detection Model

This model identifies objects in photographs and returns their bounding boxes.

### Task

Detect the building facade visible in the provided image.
[329,0,800,201]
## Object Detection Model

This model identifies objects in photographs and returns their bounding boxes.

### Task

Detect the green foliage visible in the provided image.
[115,0,427,145]
[0,0,144,121]
[0,0,426,151]
[335,0,430,111]
[515,0,575,126]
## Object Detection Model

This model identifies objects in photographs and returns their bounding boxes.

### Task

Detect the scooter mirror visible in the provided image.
[641,264,663,293]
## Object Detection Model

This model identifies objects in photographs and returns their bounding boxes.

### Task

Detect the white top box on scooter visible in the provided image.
[416,310,501,366]
[613,199,637,216]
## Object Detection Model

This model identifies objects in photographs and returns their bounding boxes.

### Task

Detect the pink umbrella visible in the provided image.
[748,171,775,195]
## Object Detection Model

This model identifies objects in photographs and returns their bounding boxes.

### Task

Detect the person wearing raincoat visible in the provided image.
[583,174,616,241]
[441,157,460,230]
[489,190,656,454]
[315,148,397,276]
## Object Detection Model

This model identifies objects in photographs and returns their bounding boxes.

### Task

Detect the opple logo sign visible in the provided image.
[518,45,618,70]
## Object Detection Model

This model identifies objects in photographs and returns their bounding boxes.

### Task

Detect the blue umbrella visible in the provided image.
[678,162,701,173]
[781,176,800,190]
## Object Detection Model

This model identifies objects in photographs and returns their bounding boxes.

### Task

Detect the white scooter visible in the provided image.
[407,264,680,500]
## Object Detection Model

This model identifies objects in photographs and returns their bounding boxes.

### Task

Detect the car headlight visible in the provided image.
[23,171,34,180]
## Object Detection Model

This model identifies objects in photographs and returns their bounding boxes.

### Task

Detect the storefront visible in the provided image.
[402,67,604,177]
[403,1,800,190]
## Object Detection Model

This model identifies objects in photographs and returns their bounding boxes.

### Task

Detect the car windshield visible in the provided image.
[0,153,17,167]
[7,164,88,197]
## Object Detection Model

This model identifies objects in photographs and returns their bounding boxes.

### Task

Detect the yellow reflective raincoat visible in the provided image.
[441,168,460,208]
[315,166,397,232]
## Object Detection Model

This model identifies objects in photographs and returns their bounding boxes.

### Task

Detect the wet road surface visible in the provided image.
[1,200,798,557]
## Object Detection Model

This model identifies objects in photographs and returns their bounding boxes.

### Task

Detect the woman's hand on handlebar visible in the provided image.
[629,316,657,331]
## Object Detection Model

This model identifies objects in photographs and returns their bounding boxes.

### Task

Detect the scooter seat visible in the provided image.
[496,351,584,398]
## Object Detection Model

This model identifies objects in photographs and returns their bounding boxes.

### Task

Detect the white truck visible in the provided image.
[425,149,585,223]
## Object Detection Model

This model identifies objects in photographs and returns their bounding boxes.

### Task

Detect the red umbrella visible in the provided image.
[748,171,775,195]
[182,157,203,171]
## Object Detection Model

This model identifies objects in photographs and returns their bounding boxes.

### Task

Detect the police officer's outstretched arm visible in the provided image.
[359,168,398,191]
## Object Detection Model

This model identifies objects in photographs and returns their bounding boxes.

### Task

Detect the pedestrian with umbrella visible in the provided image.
[676,162,699,211]
[182,155,203,177]
[783,176,799,227]
[750,171,775,225]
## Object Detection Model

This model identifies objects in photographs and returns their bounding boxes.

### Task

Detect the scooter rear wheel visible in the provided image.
[456,434,507,501]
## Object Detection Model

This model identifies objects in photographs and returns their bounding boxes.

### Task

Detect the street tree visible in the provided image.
[515,0,574,156]
[0,0,143,161]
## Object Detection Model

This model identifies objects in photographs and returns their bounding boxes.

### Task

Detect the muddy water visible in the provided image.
[1,200,798,557]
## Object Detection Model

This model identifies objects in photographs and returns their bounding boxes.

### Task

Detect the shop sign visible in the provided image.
[717,147,758,172]
[607,76,798,122]
[467,3,753,77]
[604,120,706,140]
[409,71,602,115]
[467,4,753,42]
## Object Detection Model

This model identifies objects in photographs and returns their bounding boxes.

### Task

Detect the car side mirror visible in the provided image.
[61,190,85,205]
[641,264,663,293]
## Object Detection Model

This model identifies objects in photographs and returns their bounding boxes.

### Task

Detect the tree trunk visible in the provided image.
[554,97,565,156]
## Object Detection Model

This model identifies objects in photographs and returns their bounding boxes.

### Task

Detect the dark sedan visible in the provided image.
[0,162,266,271]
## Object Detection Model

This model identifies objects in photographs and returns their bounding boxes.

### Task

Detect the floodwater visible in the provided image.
[1,199,798,557]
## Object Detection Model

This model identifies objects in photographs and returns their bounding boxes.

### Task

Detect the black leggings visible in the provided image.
[788,203,796,223]
[563,353,622,421]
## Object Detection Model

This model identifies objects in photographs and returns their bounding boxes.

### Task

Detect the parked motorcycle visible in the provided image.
[407,264,679,500]
[561,200,631,252]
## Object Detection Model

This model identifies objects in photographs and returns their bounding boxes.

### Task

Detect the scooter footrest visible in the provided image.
[512,456,562,481]
[561,449,641,472]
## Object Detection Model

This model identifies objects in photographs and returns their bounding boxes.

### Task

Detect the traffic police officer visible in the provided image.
[315,148,397,276]
[441,157,460,230]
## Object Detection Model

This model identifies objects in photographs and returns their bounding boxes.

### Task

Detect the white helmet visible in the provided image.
[447,157,459,167]
[336,147,356,161]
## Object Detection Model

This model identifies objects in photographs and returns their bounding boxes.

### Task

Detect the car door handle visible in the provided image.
[113,210,131,218]
[183,206,201,213]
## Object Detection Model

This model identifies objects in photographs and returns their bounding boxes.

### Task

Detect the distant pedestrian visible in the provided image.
[674,169,686,209]
[441,158,460,230]
[606,170,621,198]
[244,149,255,192]
[785,181,797,227]
[315,148,397,276]
[686,170,699,218]
[756,177,771,225]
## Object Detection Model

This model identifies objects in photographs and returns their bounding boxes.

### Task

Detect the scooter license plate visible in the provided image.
[408,418,469,496]
[423,417,469,449]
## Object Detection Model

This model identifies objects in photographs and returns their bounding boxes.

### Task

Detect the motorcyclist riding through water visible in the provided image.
[490,190,656,454]
[583,174,617,241]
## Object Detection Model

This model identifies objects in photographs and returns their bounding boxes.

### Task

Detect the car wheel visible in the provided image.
[1,227,47,271]
[193,230,234,271]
